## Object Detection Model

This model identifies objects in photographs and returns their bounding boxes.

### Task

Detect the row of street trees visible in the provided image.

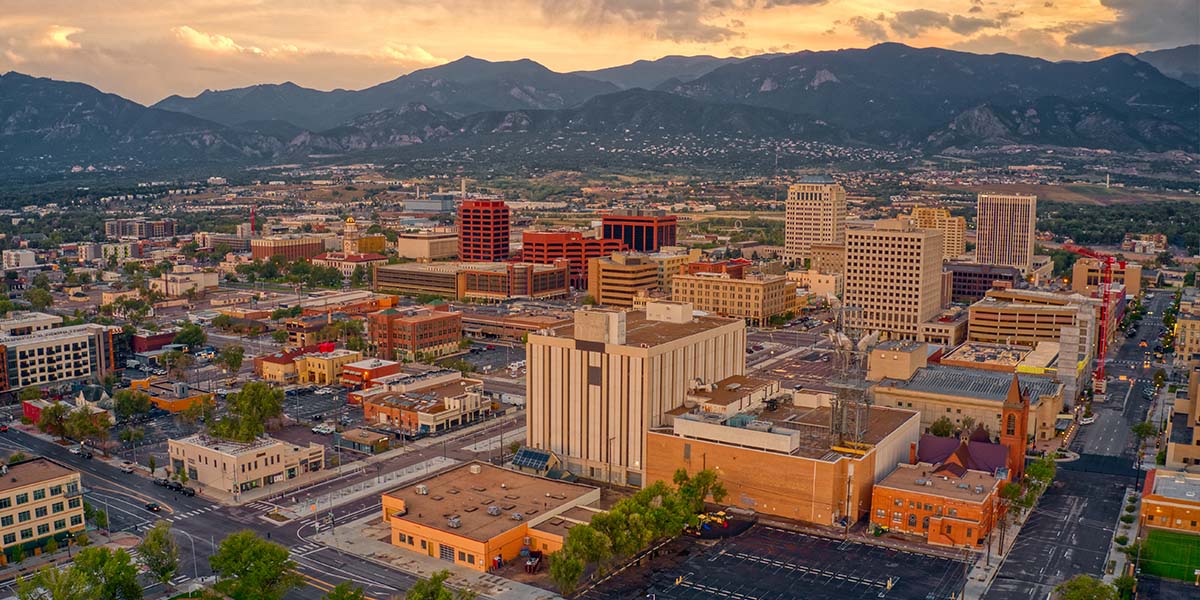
[549,469,726,595]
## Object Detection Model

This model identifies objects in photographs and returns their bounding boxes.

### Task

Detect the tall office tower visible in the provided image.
[844,219,944,340]
[785,176,846,263]
[911,208,967,261]
[526,302,746,486]
[601,208,677,252]
[457,200,510,262]
[975,194,1037,274]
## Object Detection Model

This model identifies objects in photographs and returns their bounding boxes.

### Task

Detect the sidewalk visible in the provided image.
[1103,487,1138,584]
[314,513,562,600]
[268,456,458,521]
[0,531,141,584]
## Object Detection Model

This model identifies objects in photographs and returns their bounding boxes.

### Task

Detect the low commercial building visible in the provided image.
[150,265,219,298]
[459,311,572,343]
[334,429,391,455]
[374,261,570,303]
[1140,469,1200,534]
[394,229,458,261]
[339,358,404,389]
[1072,258,1143,299]
[672,263,796,326]
[870,455,1003,549]
[168,434,325,496]
[587,252,659,308]
[295,348,363,385]
[918,309,969,347]
[368,306,461,361]
[787,269,842,298]
[363,375,486,435]
[0,457,86,562]
[380,462,601,572]
[645,386,920,525]
[1173,311,1200,367]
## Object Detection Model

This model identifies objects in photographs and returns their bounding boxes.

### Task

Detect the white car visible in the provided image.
[68,447,82,455]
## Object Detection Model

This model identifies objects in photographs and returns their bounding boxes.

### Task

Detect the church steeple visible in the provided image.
[999,373,1030,481]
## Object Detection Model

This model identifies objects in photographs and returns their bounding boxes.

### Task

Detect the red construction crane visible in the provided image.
[1061,243,1126,397]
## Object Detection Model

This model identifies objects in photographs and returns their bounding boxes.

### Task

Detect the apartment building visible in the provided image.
[527,302,746,486]
[587,253,662,308]
[671,265,796,326]
[785,176,846,262]
[104,218,177,240]
[911,208,967,261]
[458,200,510,262]
[975,194,1037,274]
[844,219,944,340]
[1,250,37,270]
[149,265,219,297]
[0,313,61,336]
[0,323,119,392]
[373,261,570,302]
[368,306,462,361]
[521,230,625,288]
[394,229,458,261]
[250,236,325,262]
[168,434,325,497]
[601,208,677,252]
[647,247,702,292]
[0,458,85,560]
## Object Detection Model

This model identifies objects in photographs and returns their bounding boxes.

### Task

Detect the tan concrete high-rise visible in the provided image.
[785,176,846,263]
[587,253,659,308]
[526,302,746,486]
[844,219,944,339]
[911,208,966,261]
[976,194,1037,274]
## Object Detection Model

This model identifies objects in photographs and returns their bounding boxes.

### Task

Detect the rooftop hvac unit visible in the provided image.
[487,505,502,516]
[510,512,524,521]
[974,485,985,494]
[915,479,927,486]
[469,464,482,475]
[744,420,773,433]
[447,517,462,529]
[415,484,429,495]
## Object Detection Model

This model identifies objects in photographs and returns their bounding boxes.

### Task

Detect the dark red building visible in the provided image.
[601,208,677,252]
[458,200,510,262]
[132,329,179,353]
[521,231,625,288]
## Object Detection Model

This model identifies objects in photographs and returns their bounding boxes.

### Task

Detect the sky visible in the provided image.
[1,0,1195,104]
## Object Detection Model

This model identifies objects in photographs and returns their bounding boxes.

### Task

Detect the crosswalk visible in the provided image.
[161,505,220,522]
[246,501,277,511]
[290,542,324,556]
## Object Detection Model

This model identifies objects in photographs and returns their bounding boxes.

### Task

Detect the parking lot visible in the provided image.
[583,525,968,600]
[454,342,527,376]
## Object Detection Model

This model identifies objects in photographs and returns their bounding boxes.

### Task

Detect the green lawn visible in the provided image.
[1140,529,1200,581]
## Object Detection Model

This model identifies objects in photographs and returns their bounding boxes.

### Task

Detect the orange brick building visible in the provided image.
[520,231,625,288]
[870,460,1003,548]
[368,306,462,361]
[1141,469,1200,534]
[381,462,600,572]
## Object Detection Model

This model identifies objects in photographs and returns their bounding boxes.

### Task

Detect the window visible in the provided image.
[53,519,65,531]
[967,528,973,539]
[876,509,886,518]
[70,515,82,526]
[0,498,9,509]
[949,508,958,517]
[0,516,10,527]
[907,514,917,527]
[1,533,13,545]
[52,502,63,514]
[19,529,32,540]
[36,524,48,535]
[35,507,46,518]
[922,516,930,530]
[15,494,28,505]
[32,489,45,501]
[18,511,30,523]
[68,498,81,509]
[50,485,62,496]
[420,540,426,550]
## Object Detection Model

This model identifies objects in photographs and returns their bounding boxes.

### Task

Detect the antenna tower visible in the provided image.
[827,303,878,446]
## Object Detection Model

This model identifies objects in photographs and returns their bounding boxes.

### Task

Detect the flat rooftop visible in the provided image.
[384,462,598,542]
[0,458,77,493]
[942,343,1032,367]
[173,434,317,456]
[544,310,740,348]
[877,463,1001,502]
[689,375,775,407]
[1151,470,1200,503]
[877,365,1061,402]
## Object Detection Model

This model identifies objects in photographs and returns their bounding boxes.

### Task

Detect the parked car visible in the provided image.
[153,477,170,487]
[165,480,183,491]
[120,465,135,474]
[180,487,196,497]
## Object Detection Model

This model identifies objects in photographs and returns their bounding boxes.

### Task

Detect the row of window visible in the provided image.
[0,515,81,545]
[0,484,73,510]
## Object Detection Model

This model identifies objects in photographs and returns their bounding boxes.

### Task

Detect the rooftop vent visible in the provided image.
[469,464,482,475]
[510,512,524,521]
[447,517,462,529]
[974,485,984,494]
[487,506,502,516]
[415,484,429,495]
[957,483,970,490]
[915,479,928,486]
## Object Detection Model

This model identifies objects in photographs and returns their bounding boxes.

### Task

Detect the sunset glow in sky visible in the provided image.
[1,0,1195,104]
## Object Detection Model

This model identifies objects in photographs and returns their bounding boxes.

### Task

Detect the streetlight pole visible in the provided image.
[175,529,199,580]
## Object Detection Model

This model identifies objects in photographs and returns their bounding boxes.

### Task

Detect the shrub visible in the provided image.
[1120,514,1135,524]
[1114,535,1128,546]
[1124,504,1137,513]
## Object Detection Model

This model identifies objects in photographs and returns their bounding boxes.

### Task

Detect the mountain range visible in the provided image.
[2,43,1197,177]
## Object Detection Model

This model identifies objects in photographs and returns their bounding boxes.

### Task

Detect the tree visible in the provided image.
[19,386,43,402]
[272,329,290,344]
[37,402,71,441]
[324,582,367,600]
[216,345,245,375]
[137,521,179,590]
[960,415,977,435]
[65,409,107,452]
[1054,574,1117,600]
[209,531,302,600]
[117,427,144,446]
[1112,575,1136,600]
[71,547,140,600]
[674,468,728,512]
[581,295,596,306]
[0,296,15,315]
[16,565,90,600]
[405,570,476,600]
[173,323,207,350]
[1152,369,1166,388]
[212,314,235,330]
[112,390,151,421]
[1131,421,1158,446]
[24,288,53,311]
[179,395,216,426]
[148,456,157,477]
[548,553,585,596]
[210,382,284,442]
[928,416,955,437]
